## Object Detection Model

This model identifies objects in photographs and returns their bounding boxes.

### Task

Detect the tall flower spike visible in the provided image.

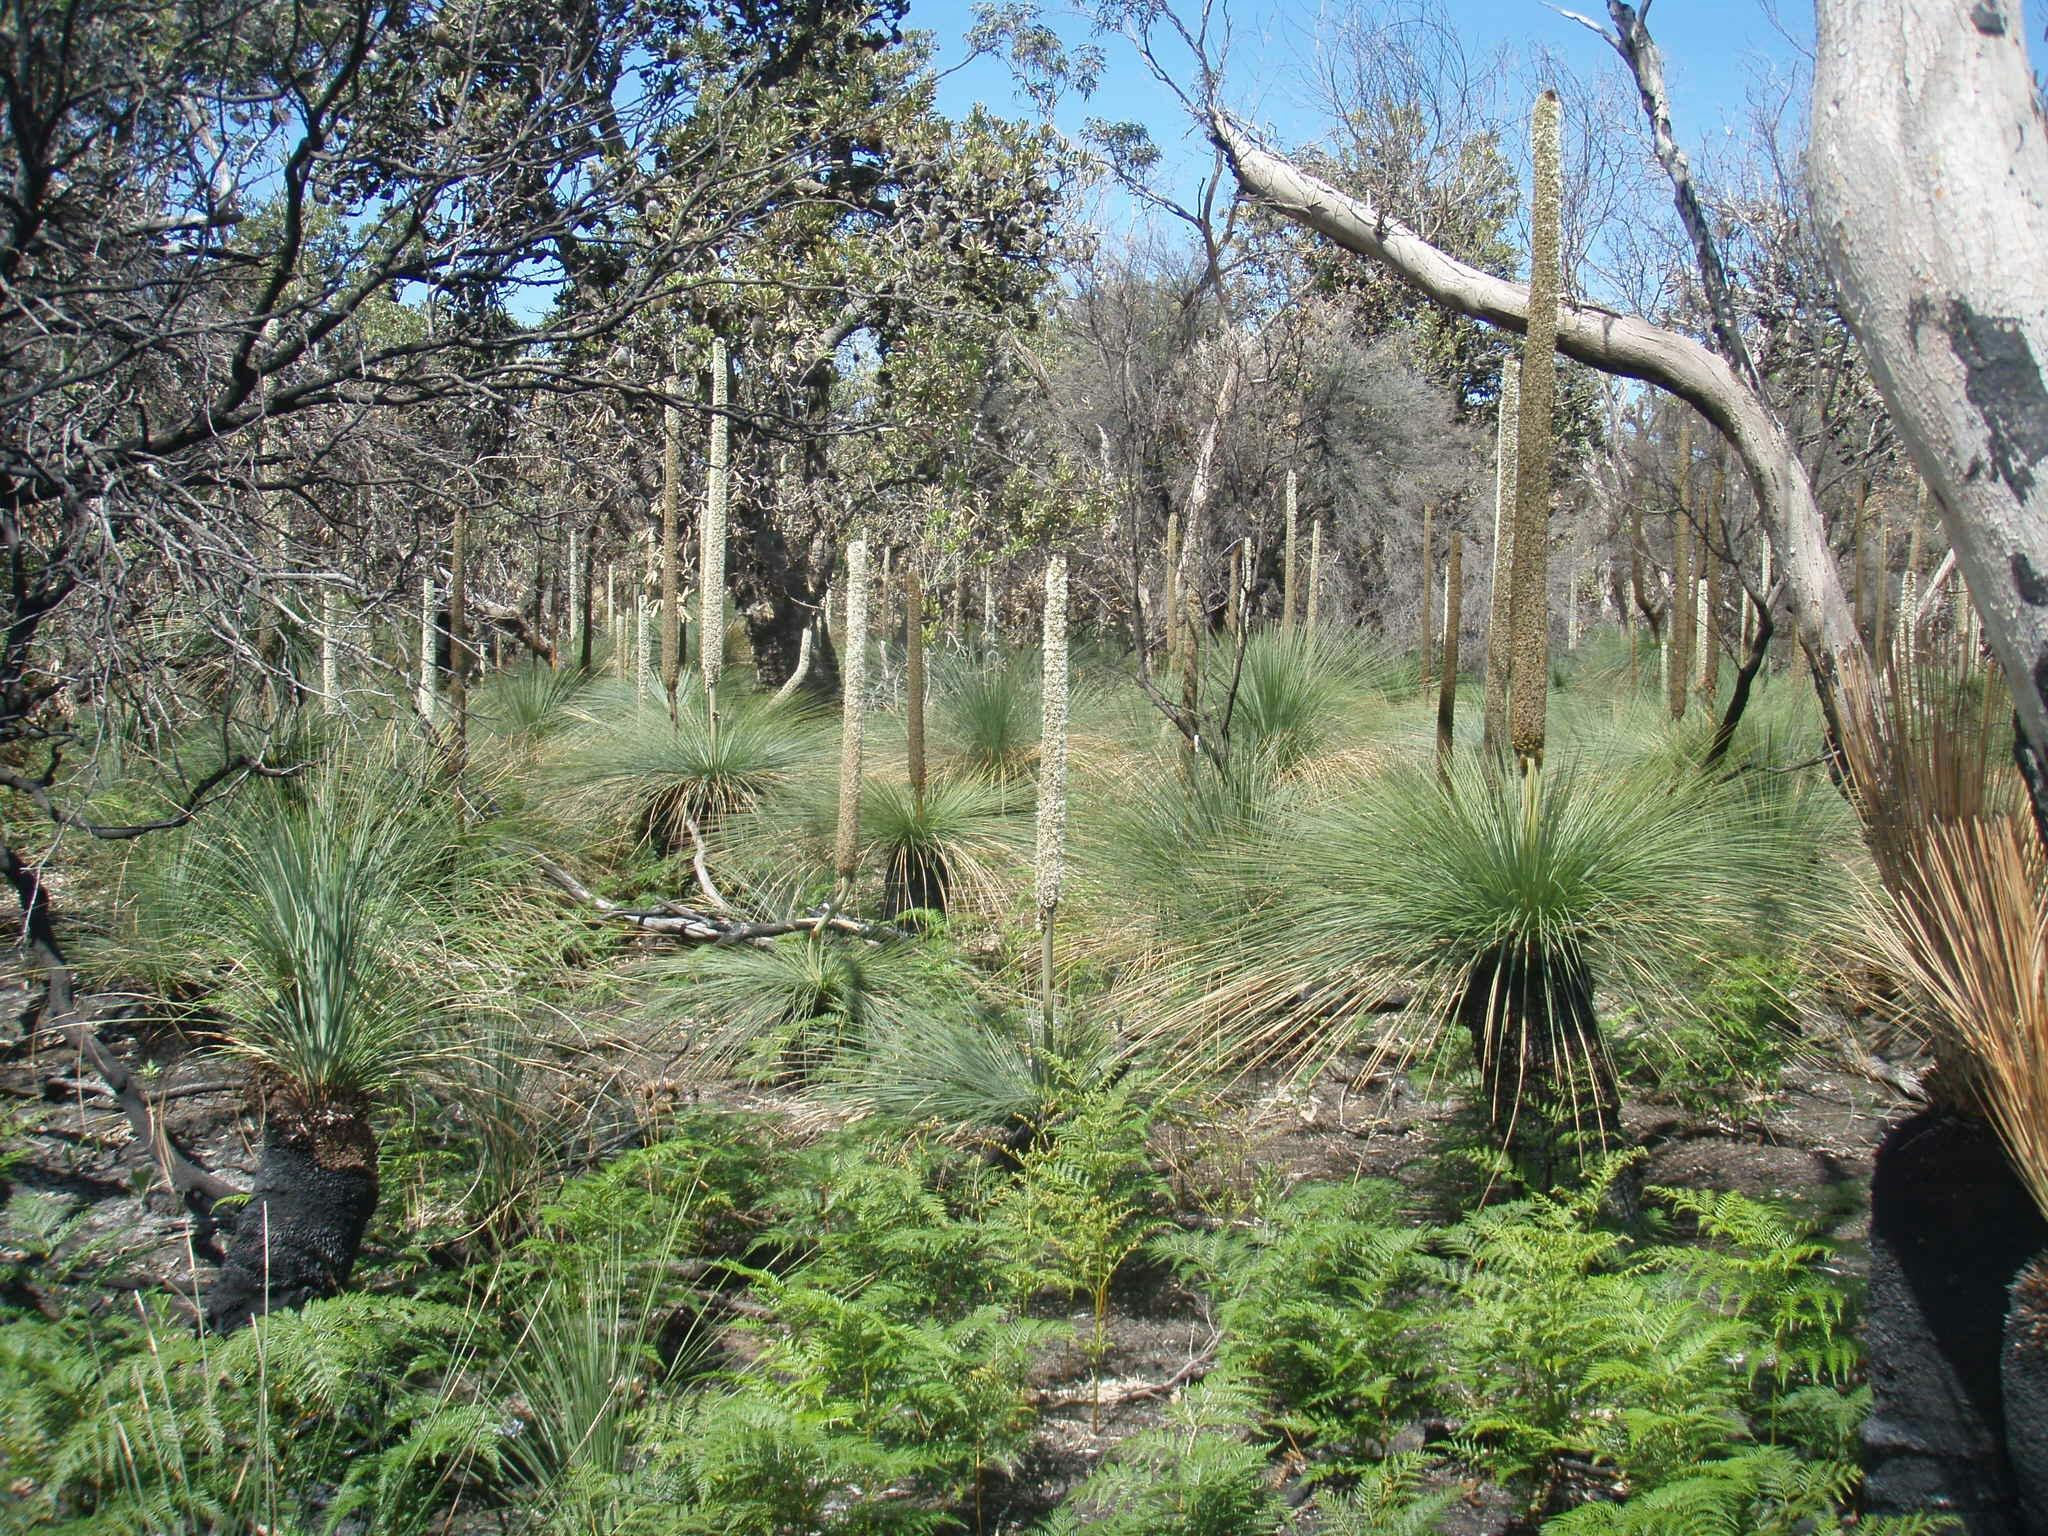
[1036,553,1070,1020]
[417,573,436,724]
[834,539,870,883]
[702,335,729,712]
[1482,359,1520,758]
[1308,518,1324,632]
[1508,88,1562,770]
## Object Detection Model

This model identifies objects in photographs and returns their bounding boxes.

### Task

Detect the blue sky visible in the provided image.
[910,0,1817,232]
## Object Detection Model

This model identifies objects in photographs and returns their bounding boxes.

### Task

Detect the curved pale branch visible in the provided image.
[1207,111,1873,720]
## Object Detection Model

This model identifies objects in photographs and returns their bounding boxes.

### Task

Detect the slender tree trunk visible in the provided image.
[1164,510,1182,669]
[834,540,871,888]
[1700,456,1724,702]
[1670,417,1694,722]
[1037,554,1070,1024]
[1307,518,1323,632]
[320,585,340,717]
[417,573,436,724]
[660,368,684,711]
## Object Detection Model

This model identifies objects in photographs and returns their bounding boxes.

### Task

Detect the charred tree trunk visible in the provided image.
[735,363,841,697]
[1863,1110,2047,1532]
[204,1099,379,1334]
[1455,944,1618,1189]
[2005,1256,2048,1532]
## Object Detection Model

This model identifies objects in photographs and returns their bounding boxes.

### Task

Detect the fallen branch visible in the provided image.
[3,844,242,1211]
[535,856,907,945]
[1030,1332,1220,1410]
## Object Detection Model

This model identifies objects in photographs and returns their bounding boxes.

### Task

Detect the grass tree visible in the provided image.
[1037,553,1070,1023]
[1137,750,1832,1183]
[134,752,495,1330]
[559,690,822,855]
[1506,88,1561,772]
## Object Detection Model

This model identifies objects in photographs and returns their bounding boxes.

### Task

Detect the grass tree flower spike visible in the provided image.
[1036,553,1069,1020]
[834,538,870,887]
[417,573,436,724]
[1508,88,1562,772]
[703,335,729,719]
[1482,360,1519,758]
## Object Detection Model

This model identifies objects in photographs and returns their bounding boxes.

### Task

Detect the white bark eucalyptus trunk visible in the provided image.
[1209,112,1874,742]
[1810,0,2048,769]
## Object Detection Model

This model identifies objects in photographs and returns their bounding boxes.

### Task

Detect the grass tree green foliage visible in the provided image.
[932,643,1042,783]
[1203,625,1390,774]
[863,773,1027,918]
[473,659,599,750]
[136,755,469,1108]
[643,935,962,1081]
[1137,749,1831,1169]
[558,688,826,855]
